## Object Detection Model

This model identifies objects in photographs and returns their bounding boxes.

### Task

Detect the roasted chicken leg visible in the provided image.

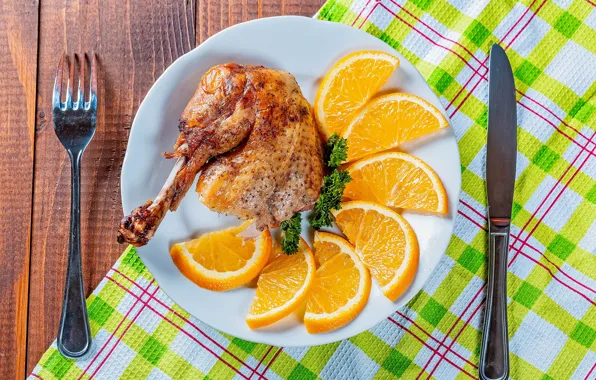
[118,63,324,246]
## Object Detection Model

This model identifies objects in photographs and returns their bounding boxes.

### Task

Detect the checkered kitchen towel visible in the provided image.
[30,0,596,379]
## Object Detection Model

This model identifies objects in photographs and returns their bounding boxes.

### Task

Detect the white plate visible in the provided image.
[121,16,461,347]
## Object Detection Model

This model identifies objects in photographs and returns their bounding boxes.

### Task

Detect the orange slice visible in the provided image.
[332,201,419,301]
[315,51,400,138]
[246,239,316,329]
[343,151,448,214]
[344,93,449,162]
[304,232,371,333]
[170,221,271,291]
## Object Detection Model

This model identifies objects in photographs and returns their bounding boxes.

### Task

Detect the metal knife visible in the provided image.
[480,44,517,380]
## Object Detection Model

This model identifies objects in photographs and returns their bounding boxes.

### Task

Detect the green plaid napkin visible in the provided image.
[31,0,596,378]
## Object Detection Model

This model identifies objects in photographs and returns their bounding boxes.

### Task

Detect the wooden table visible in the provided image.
[0,0,323,377]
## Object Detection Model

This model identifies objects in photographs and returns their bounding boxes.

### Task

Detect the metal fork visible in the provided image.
[53,53,97,358]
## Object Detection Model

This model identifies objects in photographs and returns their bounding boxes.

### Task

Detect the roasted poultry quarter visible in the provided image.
[117,63,325,246]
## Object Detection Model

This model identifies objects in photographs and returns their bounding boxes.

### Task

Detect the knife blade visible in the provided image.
[479,44,517,380]
[487,44,517,219]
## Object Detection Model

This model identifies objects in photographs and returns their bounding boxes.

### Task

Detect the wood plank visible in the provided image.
[0,0,39,377]
[27,0,195,373]
[196,0,322,44]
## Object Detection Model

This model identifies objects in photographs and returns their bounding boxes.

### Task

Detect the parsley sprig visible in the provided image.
[326,133,348,170]
[309,169,351,229]
[309,134,352,230]
[280,213,302,254]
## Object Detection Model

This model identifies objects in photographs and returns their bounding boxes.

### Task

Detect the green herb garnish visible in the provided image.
[325,133,348,169]
[309,133,352,229]
[281,213,302,254]
[309,169,352,229]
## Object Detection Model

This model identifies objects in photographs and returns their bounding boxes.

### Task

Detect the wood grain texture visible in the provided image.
[196,0,321,44]
[0,0,39,378]
[26,0,323,373]
[27,0,195,373]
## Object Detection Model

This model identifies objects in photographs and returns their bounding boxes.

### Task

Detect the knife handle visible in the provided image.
[480,219,510,380]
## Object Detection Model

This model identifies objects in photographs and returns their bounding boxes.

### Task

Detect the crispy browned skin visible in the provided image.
[197,70,324,229]
[117,63,324,246]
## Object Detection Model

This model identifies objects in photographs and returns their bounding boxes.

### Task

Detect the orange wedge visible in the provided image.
[343,152,448,214]
[304,232,371,333]
[246,239,316,329]
[170,221,271,291]
[344,93,449,162]
[332,201,419,301]
[315,51,400,138]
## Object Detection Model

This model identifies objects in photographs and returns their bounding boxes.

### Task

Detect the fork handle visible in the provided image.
[57,151,92,358]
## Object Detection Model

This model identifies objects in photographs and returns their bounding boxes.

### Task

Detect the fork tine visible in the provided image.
[53,54,66,111]
[76,54,85,109]
[88,53,98,110]
[66,54,75,108]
